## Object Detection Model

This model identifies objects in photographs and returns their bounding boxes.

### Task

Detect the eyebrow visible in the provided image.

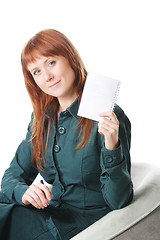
[27,63,39,73]
[28,57,55,73]
[29,67,38,73]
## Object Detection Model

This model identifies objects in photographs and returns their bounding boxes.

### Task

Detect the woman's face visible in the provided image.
[27,55,76,101]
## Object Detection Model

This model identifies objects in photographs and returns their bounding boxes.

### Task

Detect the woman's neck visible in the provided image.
[58,94,78,113]
[57,94,78,119]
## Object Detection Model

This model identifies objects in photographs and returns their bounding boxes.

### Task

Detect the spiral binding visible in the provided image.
[110,80,121,112]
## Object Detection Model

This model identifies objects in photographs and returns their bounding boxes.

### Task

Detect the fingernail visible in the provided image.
[99,131,103,135]
[44,201,49,207]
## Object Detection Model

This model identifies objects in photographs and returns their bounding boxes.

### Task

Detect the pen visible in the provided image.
[40,179,50,206]
[40,179,44,184]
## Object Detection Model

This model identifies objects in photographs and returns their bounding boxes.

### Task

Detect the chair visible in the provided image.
[71,162,160,240]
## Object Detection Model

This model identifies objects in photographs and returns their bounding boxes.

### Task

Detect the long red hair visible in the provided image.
[21,29,93,170]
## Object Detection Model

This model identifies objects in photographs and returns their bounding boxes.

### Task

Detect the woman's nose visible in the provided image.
[44,69,54,82]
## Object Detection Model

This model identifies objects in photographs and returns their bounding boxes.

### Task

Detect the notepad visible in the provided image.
[78,72,121,122]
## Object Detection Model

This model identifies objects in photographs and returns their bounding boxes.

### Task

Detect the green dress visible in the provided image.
[0,99,133,240]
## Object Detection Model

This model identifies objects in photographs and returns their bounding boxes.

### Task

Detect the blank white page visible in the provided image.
[78,72,121,122]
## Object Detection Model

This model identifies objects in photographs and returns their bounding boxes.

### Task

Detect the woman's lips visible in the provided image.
[49,80,61,88]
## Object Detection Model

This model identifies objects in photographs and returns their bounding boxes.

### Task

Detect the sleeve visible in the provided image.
[99,107,133,210]
[1,113,38,205]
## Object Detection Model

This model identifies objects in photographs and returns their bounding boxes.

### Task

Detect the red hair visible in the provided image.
[21,29,93,170]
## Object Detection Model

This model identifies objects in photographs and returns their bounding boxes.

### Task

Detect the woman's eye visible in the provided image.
[33,70,41,75]
[49,61,56,66]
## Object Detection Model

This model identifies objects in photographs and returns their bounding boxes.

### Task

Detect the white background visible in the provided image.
[0,0,160,181]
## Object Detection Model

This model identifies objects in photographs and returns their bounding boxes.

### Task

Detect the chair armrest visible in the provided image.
[71,163,160,240]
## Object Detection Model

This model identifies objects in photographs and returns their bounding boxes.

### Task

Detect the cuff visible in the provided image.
[14,184,29,205]
[101,141,123,169]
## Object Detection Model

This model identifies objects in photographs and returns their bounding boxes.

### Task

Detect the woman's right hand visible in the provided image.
[22,183,52,209]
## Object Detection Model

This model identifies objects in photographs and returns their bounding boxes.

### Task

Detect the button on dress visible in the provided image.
[0,98,133,240]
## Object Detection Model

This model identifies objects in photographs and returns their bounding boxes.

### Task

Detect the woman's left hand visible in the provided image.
[98,112,119,150]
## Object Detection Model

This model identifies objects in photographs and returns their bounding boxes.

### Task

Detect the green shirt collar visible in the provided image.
[45,97,80,120]
[65,97,80,119]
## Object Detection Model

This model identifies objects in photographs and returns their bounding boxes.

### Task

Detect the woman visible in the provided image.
[0,29,133,240]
